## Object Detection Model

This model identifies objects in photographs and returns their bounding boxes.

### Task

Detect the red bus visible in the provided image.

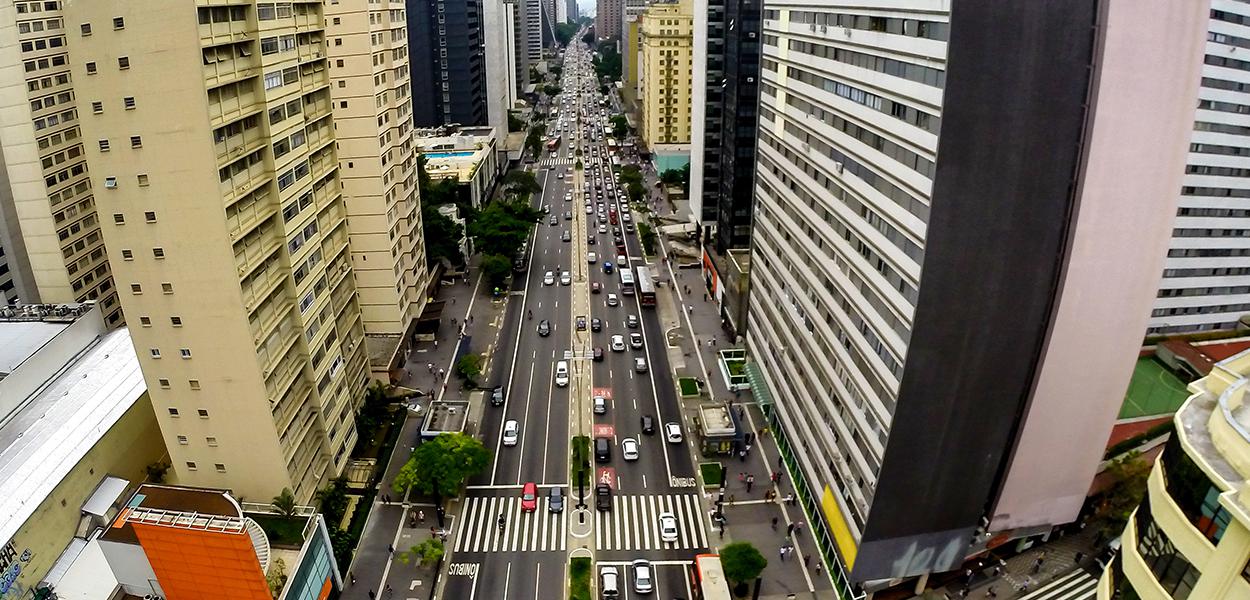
[636,266,656,307]
[690,554,732,600]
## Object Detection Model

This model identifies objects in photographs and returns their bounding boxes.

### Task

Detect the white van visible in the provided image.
[555,361,570,387]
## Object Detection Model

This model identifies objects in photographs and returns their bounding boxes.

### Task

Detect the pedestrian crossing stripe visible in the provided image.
[539,157,574,167]
[594,494,708,552]
[1016,569,1097,600]
[452,496,569,553]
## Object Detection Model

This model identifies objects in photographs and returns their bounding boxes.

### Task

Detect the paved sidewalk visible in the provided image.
[342,256,511,600]
[915,527,1101,600]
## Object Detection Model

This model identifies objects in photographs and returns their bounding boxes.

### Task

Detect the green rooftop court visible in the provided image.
[1120,357,1191,419]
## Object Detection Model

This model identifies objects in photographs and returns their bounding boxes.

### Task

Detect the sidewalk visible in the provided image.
[342,256,511,600]
[914,527,1101,600]
[650,224,837,600]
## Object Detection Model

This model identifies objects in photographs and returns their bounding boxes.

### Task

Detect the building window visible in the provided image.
[112,16,124,29]
[91,101,102,114]
[1136,499,1201,599]
[206,436,218,446]
[215,463,227,472]
[130,283,142,294]
[123,96,135,109]
[118,56,129,69]
[121,249,133,260]
[157,377,169,387]
[149,348,160,358]
[85,61,96,74]
[180,348,191,359]
[168,408,179,417]
[113,213,125,224]
[152,247,164,258]
[80,23,91,35]
[197,409,209,418]
[186,461,197,471]
[137,173,149,186]
[104,176,117,188]
[130,135,142,148]
[98,139,110,151]
[161,282,173,294]
[138,315,150,325]
[177,435,188,445]
[171,316,182,326]
[144,211,156,222]
[189,379,200,390]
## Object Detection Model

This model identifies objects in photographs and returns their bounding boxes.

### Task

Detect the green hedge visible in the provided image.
[571,436,591,487]
[700,462,724,488]
[678,377,699,397]
[570,557,592,600]
[1104,420,1175,460]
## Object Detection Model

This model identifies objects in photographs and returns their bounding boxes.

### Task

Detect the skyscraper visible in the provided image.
[407,0,489,127]
[0,0,124,325]
[1150,1,1250,336]
[71,0,373,503]
[747,0,1207,592]
[483,0,520,133]
[638,0,692,147]
[596,0,622,39]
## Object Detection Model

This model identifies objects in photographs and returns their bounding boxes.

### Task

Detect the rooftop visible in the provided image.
[0,303,94,380]
[103,484,242,545]
[0,305,145,547]
[1176,348,1250,513]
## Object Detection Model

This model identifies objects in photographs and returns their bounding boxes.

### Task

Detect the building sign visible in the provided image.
[0,542,28,595]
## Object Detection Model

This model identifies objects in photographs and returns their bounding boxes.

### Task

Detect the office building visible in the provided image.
[516,0,544,90]
[0,303,164,598]
[1150,1,1250,336]
[1099,348,1250,599]
[483,0,520,133]
[72,0,370,504]
[689,0,758,251]
[596,0,622,39]
[53,484,340,599]
[638,0,692,148]
[326,0,430,377]
[567,0,580,23]
[416,125,503,208]
[408,0,489,127]
[620,0,647,106]
[0,0,123,325]
[747,1,1207,593]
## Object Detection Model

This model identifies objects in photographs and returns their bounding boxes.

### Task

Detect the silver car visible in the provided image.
[632,559,653,594]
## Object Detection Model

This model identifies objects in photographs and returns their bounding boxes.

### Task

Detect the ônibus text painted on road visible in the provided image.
[670,477,697,488]
[597,467,616,489]
[447,563,479,577]
[592,387,612,399]
[593,424,615,438]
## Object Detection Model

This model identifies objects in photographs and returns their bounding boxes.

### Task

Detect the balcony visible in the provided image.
[258,320,301,378]
[304,118,333,151]
[220,159,269,205]
[234,229,280,281]
[240,260,286,314]
[208,85,260,129]
[203,53,260,89]
[225,191,275,242]
[251,294,294,353]
[214,118,266,164]
[296,42,324,65]
[273,380,312,443]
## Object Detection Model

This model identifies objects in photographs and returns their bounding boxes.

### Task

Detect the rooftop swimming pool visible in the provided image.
[423,151,475,159]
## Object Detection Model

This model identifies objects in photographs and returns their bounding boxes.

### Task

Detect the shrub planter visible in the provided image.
[717,349,750,391]
[699,462,724,490]
[569,557,592,600]
[678,377,701,398]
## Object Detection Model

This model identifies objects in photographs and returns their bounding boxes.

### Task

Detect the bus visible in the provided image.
[546,137,561,151]
[636,266,656,307]
[619,269,635,295]
[690,554,732,600]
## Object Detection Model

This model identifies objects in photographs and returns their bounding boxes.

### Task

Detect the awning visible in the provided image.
[82,476,129,516]
[659,222,696,235]
[746,362,774,407]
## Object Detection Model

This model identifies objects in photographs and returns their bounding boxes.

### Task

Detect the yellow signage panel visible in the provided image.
[821,485,858,569]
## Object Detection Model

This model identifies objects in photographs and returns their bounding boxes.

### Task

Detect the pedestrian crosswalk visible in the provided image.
[539,157,574,168]
[450,493,709,554]
[452,495,568,553]
[1016,568,1097,600]
[594,494,708,552]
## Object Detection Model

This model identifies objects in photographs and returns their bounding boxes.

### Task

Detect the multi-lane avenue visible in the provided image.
[439,34,708,600]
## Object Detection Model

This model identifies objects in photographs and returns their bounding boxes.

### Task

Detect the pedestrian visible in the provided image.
[739,449,747,462]
[771,472,780,483]
[745,443,752,453]
[468,315,473,324]
[387,544,394,554]
[779,547,787,561]
[804,554,812,567]
[386,585,394,598]
[986,587,998,599]
[778,455,784,469]
[728,494,735,505]
[738,472,745,484]
[434,339,439,348]
[369,590,376,600]
[427,362,434,373]
[451,317,457,326]
[771,517,779,530]
[815,562,822,576]
[439,368,446,378]
[787,523,796,536]
[418,510,426,523]
[350,573,357,585]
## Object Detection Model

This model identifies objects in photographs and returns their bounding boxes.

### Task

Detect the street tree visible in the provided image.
[314,477,351,527]
[720,542,768,593]
[1091,451,1151,536]
[610,115,629,139]
[468,199,540,259]
[503,170,543,197]
[481,253,513,289]
[455,352,484,385]
[421,204,465,268]
[392,433,492,499]
[401,539,446,567]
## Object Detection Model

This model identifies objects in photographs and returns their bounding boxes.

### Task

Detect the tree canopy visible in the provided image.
[720,542,768,585]
[610,115,629,139]
[468,199,540,258]
[555,22,579,46]
[392,432,492,498]
[593,42,622,81]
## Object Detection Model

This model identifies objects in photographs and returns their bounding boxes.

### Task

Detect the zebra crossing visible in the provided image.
[1016,568,1097,600]
[452,495,568,553]
[538,156,574,168]
[594,494,708,552]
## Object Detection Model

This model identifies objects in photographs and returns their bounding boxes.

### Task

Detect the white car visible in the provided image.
[560,271,572,286]
[606,293,619,307]
[630,332,644,349]
[503,420,519,446]
[587,251,598,263]
[658,512,679,542]
[598,224,608,234]
[632,559,654,594]
[664,422,682,443]
[610,334,626,352]
[622,437,639,461]
[543,271,555,286]
[555,360,570,387]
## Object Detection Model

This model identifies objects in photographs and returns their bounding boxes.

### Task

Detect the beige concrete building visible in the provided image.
[68,0,370,504]
[416,125,502,209]
[0,0,123,325]
[324,0,428,367]
[0,303,164,598]
[638,0,692,148]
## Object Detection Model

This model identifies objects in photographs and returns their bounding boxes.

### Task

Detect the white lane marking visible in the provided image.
[512,361,539,486]
[502,562,511,600]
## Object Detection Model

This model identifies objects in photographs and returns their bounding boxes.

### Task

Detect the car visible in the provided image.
[622,212,632,222]
[563,210,573,220]
[600,566,620,600]
[521,482,538,512]
[609,213,618,225]
[598,223,608,234]
[613,235,624,246]
[664,422,683,443]
[634,357,648,373]
[610,334,625,352]
[641,415,655,435]
[548,215,558,226]
[551,152,558,158]
[587,251,597,263]
[587,235,597,245]
[560,271,572,286]
[503,420,519,446]
[537,319,551,337]
[622,437,639,461]
[593,395,607,414]
[632,559,654,594]
[561,230,571,242]
[625,223,636,233]
[606,293,619,307]
[576,316,587,330]
[591,317,602,331]
[584,205,593,215]
[603,261,614,274]
[658,512,679,542]
[630,332,643,349]
[626,314,639,329]
[548,487,564,513]
[492,386,505,406]
[555,360,570,387]
[617,254,628,265]
[591,282,602,294]
[595,437,611,463]
[557,172,564,179]
[593,347,604,362]
[595,483,612,511]
[542,204,550,213]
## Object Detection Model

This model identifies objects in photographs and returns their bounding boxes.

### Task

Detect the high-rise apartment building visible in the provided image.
[620,0,647,105]
[515,0,544,91]
[0,0,123,325]
[407,0,488,127]
[1150,1,1250,336]
[747,1,1207,593]
[566,0,580,23]
[689,0,758,251]
[71,0,371,503]
[1098,348,1250,599]
[326,1,428,342]
[483,0,520,133]
[638,0,692,148]
[596,0,622,39]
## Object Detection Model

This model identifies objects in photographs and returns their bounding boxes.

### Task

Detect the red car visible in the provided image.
[521,482,538,512]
